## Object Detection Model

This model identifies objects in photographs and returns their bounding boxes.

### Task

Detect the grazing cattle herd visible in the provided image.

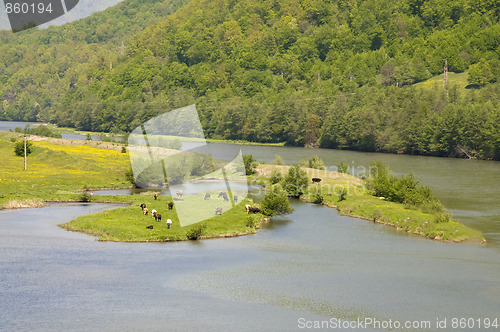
[141,191,261,230]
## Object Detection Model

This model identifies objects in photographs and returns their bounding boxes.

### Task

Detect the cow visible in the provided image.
[312,178,322,184]
[248,207,261,213]
[154,213,162,222]
[151,209,157,217]
[204,193,211,200]
[245,204,260,213]
[234,195,238,203]
[218,191,229,201]
[175,190,183,198]
[140,203,146,210]
[168,202,174,210]
[143,208,149,215]
[154,193,159,200]
[146,225,154,229]
[215,207,223,215]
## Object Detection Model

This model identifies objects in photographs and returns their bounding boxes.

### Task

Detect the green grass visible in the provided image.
[414,71,470,91]
[61,196,263,242]
[0,131,131,208]
[256,164,485,243]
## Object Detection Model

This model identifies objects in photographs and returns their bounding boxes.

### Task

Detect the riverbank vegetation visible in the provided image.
[256,158,485,243]
[0,0,498,159]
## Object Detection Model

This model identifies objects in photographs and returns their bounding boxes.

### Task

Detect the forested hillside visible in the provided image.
[1,0,499,159]
[0,0,187,120]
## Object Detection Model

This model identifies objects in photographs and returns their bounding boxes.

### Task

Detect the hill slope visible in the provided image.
[1,0,499,159]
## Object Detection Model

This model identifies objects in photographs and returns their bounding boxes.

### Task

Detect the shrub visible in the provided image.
[272,155,284,165]
[86,133,92,140]
[337,162,349,174]
[312,193,324,204]
[435,213,451,224]
[243,154,258,175]
[246,215,261,228]
[125,167,136,186]
[338,187,348,202]
[80,186,91,202]
[283,164,309,197]
[270,171,283,184]
[16,125,62,138]
[186,223,206,240]
[261,186,293,216]
[306,155,325,169]
[14,140,33,157]
[368,161,438,207]
[121,146,127,153]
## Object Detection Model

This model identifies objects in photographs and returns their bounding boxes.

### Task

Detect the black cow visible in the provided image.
[154,193,158,200]
[248,207,261,213]
[312,178,322,184]
[146,225,154,229]
[168,202,174,210]
[140,203,146,210]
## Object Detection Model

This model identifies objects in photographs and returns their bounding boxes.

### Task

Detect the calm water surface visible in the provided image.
[1,132,499,331]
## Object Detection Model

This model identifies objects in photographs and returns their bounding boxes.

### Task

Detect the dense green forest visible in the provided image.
[1,0,499,159]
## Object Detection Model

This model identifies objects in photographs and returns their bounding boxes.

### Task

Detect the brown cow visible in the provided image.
[168,202,174,210]
[204,193,211,200]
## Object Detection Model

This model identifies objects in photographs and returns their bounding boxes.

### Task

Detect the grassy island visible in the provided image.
[255,163,485,243]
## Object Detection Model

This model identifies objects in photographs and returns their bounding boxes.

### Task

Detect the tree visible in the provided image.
[243,154,257,175]
[14,140,32,157]
[283,164,309,197]
[468,59,493,86]
[260,185,293,216]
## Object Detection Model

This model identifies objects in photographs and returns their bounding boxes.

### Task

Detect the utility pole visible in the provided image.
[24,133,27,170]
[443,59,448,87]
[443,59,448,96]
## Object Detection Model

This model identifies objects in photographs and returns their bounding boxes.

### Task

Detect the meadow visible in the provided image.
[0,131,130,208]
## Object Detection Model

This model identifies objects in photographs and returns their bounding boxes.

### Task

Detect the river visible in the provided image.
[1,129,499,331]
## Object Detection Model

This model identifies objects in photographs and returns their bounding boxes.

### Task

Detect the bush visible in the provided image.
[243,154,258,175]
[312,193,324,204]
[270,171,283,184]
[246,215,261,228]
[368,161,438,207]
[338,188,348,202]
[121,146,127,153]
[337,162,349,174]
[261,185,293,216]
[14,140,33,157]
[186,223,206,240]
[80,186,91,202]
[306,155,325,169]
[435,213,451,224]
[272,155,284,165]
[283,164,309,197]
[16,125,62,138]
